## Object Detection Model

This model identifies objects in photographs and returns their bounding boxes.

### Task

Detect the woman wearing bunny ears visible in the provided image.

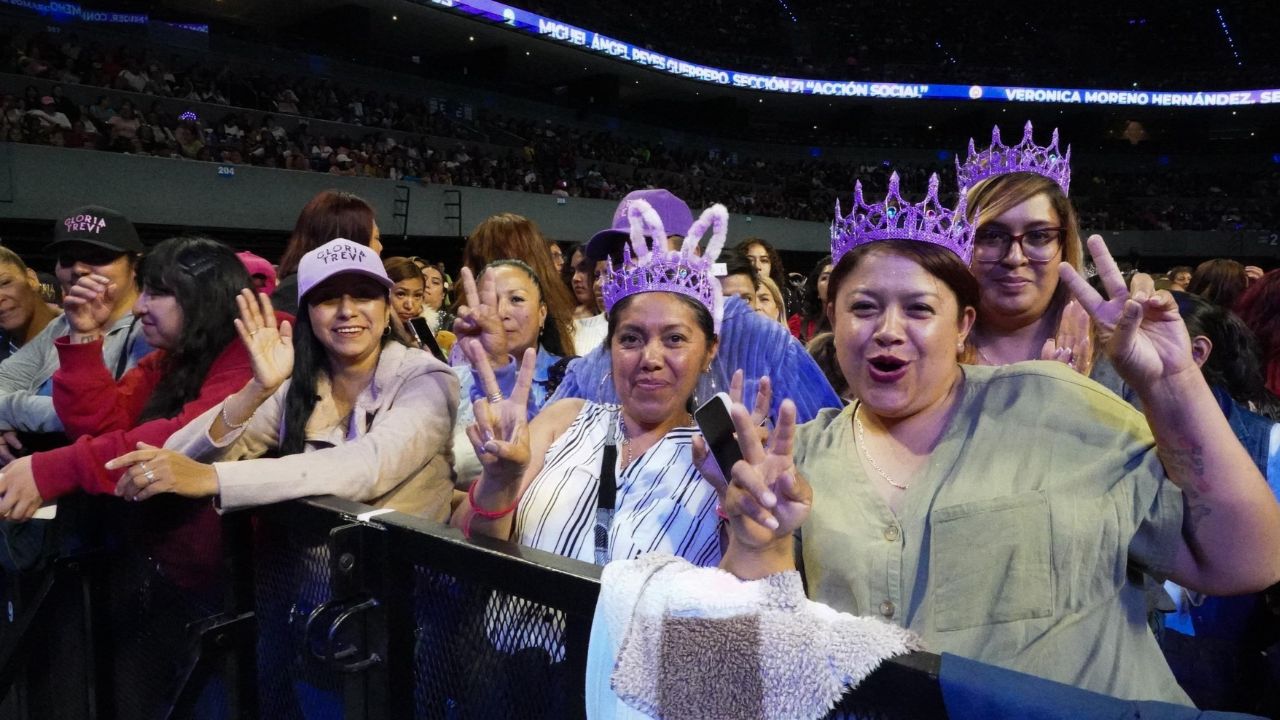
[453,201,767,566]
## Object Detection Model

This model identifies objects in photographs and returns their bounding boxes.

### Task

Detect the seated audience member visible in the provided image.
[384,255,426,329]
[737,237,795,315]
[112,239,459,521]
[271,190,383,315]
[459,213,577,357]
[1234,268,1280,397]
[707,173,1280,704]
[788,255,832,343]
[412,258,454,332]
[550,189,840,422]
[455,202,760,566]
[236,250,278,294]
[450,260,571,485]
[718,259,759,311]
[0,246,61,363]
[1156,291,1280,714]
[1167,266,1193,292]
[1189,258,1248,309]
[755,276,787,325]
[0,237,256,587]
[0,206,152,461]
[566,244,607,354]
[956,125,1090,374]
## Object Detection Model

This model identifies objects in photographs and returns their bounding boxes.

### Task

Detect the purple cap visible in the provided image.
[296,238,392,302]
[585,189,694,261]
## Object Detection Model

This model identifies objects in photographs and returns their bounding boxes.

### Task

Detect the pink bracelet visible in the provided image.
[467,481,518,520]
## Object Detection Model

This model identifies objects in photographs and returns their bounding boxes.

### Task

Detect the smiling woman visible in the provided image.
[106,238,461,523]
[453,201,752,568]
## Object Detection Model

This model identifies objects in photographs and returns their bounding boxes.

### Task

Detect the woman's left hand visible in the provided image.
[0,456,45,522]
[1040,298,1093,376]
[106,442,220,501]
[1059,234,1195,387]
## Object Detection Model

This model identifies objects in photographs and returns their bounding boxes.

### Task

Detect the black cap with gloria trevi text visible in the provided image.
[50,205,144,253]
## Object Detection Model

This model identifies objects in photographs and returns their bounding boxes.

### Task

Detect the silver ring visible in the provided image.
[488,392,503,404]
[144,470,157,483]
[139,461,149,473]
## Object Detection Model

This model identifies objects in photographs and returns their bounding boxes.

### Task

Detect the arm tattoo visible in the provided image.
[1158,444,1209,494]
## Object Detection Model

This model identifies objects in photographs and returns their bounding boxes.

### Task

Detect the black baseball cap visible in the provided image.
[49,205,144,254]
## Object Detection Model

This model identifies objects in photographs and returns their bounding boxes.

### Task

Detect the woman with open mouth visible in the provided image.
[702,173,1280,706]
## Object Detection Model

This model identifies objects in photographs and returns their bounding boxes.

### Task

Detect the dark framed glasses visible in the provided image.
[972,227,1065,263]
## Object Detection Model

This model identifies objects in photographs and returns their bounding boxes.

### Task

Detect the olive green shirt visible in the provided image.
[797,361,1190,704]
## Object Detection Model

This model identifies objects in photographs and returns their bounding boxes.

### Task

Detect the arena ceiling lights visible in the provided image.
[423,0,1280,108]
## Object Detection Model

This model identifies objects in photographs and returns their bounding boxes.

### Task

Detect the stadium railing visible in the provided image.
[0,494,945,720]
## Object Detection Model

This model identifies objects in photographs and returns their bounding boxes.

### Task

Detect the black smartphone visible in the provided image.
[694,392,744,478]
[407,317,447,363]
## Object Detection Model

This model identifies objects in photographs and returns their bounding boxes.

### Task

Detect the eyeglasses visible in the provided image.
[972,227,1065,263]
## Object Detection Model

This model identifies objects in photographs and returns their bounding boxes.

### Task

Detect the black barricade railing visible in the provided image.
[1,495,946,720]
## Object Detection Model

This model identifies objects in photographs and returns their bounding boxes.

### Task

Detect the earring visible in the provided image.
[596,368,617,404]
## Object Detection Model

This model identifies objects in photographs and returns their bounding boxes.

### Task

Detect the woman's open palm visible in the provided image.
[233,289,294,393]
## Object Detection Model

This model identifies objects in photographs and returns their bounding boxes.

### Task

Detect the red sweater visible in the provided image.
[32,335,255,499]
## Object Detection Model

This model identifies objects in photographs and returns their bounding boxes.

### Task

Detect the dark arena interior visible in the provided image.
[1,0,1279,718]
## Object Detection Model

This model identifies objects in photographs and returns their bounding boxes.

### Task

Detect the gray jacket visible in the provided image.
[0,314,151,432]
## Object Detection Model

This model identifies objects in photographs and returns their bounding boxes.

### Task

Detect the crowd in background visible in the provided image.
[3,24,1279,231]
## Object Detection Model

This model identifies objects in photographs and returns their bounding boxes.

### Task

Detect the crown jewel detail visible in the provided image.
[832,172,973,265]
[602,199,727,332]
[956,121,1072,195]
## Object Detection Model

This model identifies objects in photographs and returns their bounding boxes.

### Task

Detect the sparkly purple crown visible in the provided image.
[832,172,973,264]
[602,199,727,332]
[956,120,1072,195]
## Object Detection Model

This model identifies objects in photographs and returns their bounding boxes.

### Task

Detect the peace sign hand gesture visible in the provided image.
[719,398,809,551]
[233,289,294,395]
[452,267,509,369]
[464,340,536,493]
[1059,235,1195,389]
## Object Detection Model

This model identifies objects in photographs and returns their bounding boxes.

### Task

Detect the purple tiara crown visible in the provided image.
[956,120,1072,195]
[832,172,973,264]
[602,199,728,332]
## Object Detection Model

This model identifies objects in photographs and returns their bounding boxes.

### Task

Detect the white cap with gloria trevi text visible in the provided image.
[296,238,393,302]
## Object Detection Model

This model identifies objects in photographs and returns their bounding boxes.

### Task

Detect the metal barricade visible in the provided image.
[0,495,945,720]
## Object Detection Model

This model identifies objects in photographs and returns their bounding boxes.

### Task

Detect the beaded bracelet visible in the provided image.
[220,403,253,430]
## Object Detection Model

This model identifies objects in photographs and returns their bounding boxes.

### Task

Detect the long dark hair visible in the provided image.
[1188,258,1247,309]
[279,282,396,455]
[137,236,250,422]
[277,190,377,277]
[1173,291,1280,419]
[798,255,834,338]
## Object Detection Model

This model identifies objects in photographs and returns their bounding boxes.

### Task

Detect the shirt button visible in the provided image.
[883,525,900,542]
[879,600,895,618]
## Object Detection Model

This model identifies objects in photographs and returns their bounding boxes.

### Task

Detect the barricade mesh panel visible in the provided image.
[410,564,582,720]
[252,522,347,720]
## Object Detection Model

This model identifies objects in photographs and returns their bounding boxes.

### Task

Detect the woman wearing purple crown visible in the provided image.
[697,173,1280,704]
[958,122,1095,375]
[452,200,768,567]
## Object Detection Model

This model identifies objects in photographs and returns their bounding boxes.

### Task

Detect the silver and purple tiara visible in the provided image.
[831,172,973,264]
[602,199,728,333]
[956,121,1072,195]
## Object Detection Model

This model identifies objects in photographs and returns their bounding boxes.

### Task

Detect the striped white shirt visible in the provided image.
[515,402,722,567]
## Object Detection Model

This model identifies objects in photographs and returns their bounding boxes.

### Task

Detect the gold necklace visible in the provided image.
[855,407,909,490]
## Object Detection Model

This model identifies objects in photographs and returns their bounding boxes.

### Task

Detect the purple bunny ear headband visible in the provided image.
[602,199,729,333]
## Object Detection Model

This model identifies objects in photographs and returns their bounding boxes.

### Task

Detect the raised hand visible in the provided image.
[62,273,116,337]
[1040,298,1093,376]
[1059,235,1195,388]
[463,340,536,493]
[719,398,808,550]
[451,267,508,368]
[233,289,294,394]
